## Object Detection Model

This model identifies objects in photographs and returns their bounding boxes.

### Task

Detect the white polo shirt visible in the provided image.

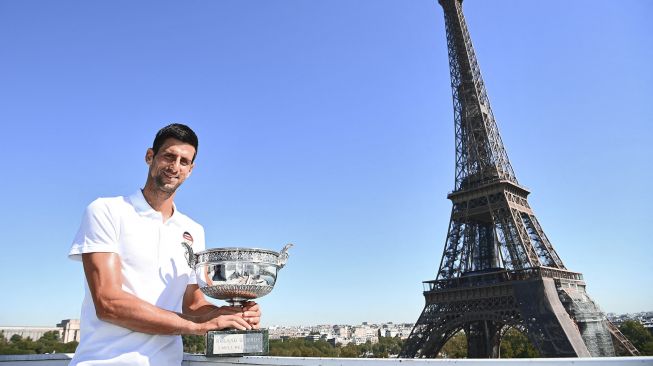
[69,190,205,366]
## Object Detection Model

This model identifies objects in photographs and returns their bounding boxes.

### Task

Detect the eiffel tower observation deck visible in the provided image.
[399,0,639,359]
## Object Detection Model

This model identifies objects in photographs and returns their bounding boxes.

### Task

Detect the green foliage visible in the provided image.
[370,336,403,357]
[0,331,78,355]
[339,343,359,358]
[620,320,653,356]
[267,330,537,359]
[269,336,404,358]
[182,334,206,354]
[269,338,339,357]
[436,328,539,358]
[438,331,467,358]
[40,331,60,342]
[0,330,212,356]
[500,328,539,358]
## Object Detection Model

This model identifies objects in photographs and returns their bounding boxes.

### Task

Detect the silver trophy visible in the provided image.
[182,242,292,356]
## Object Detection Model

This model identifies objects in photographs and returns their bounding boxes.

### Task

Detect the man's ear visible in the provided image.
[145,149,154,165]
[187,162,195,176]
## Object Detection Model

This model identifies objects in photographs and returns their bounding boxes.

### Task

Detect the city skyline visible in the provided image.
[0,0,651,327]
[4,310,652,329]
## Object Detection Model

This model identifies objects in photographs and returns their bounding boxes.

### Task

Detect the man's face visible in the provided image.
[146,138,196,193]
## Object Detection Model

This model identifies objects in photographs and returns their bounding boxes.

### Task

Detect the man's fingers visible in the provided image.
[224,315,252,330]
[209,303,260,330]
[229,321,248,330]
[205,314,253,331]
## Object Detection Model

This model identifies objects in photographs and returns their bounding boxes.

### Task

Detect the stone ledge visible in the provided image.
[1,354,652,366]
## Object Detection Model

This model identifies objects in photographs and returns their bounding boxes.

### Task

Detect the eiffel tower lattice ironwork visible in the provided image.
[399,0,639,358]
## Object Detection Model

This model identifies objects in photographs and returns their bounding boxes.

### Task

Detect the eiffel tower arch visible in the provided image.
[399,0,639,358]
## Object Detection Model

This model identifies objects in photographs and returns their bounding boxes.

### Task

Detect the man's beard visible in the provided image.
[154,174,181,193]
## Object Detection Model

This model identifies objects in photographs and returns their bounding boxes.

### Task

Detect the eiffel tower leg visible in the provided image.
[557,281,616,356]
[513,277,591,357]
[400,302,462,358]
[466,320,501,358]
[401,282,519,358]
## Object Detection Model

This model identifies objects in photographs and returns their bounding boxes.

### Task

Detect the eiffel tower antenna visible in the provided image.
[399,0,638,358]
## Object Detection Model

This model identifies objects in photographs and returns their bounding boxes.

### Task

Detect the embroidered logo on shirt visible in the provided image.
[183,231,194,245]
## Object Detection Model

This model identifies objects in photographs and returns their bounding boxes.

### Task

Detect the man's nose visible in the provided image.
[168,158,181,170]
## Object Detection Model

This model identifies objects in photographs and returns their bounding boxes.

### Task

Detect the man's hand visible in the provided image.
[241,301,261,329]
[189,302,260,334]
[183,286,262,332]
[191,312,252,335]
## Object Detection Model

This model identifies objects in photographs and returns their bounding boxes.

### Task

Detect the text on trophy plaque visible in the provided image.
[213,333,264,354]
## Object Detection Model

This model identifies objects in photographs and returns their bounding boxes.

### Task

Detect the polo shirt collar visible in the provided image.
[130,190,178,222]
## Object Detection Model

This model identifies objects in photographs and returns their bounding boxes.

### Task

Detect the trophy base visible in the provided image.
[205,329,269,357]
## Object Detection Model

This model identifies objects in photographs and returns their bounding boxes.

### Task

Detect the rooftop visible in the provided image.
[1,354,652,366]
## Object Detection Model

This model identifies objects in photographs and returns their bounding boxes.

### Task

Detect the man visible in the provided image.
[69,124,260,365]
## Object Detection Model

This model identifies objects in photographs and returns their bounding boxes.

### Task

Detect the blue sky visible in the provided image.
[0,0,651,327]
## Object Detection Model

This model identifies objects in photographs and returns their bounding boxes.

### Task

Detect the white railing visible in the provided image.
[1,354,652,366]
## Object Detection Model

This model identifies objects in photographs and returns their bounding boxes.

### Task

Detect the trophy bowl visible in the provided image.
[182,243,292,306]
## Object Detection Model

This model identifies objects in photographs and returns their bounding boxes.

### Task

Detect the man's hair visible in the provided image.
[152,123,199,161]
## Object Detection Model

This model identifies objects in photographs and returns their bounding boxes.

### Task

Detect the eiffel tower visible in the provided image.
[399,0,639,358]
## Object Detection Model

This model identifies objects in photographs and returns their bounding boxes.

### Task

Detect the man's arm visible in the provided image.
[82,252,252,335]
[182,284,220,316]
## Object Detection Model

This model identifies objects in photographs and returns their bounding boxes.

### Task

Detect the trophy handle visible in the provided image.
[277,243,293,269]
[181,241,196,268]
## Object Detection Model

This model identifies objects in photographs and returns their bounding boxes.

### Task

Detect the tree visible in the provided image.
[182,335,206,354]
[620,320,653,356]
[55,341,78,353]
[10,335,23,344]
[500,328,539,358]
[438,331,467,358]
[2,334,36,355]
[0,331,78,355]
[433,327,539,358]
[35,331,60,354]
[359,341,373,357]
[269,338,338,357]
[372,336,403,357]
[339,343,359,358]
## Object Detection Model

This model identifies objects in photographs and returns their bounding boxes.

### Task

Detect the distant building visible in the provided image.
[268,321,415,345]
[1,319,80,343]
[305,334,321,342]
[57,319,80,343]
[380,329,398,338]
[333,325,350,338]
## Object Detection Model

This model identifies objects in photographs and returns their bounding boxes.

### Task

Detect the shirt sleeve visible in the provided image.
[69,198,120,261]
